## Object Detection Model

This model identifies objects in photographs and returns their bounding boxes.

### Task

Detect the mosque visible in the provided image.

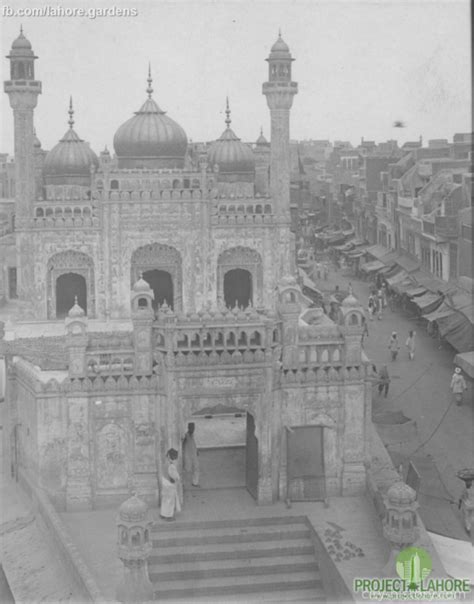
[1,29,372,510]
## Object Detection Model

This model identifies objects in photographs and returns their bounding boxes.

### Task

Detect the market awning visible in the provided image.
[365,245,389,260]
[360,260,385,273]
[405,286,427,298]
[411,270,453,294]
[412,293,444,313]
[453,351,474,379]
[380,250,399,265]
[395,253,420,273]
[422,304,456,324]
[298,267,321,294]
[386,270,410,286]
[392,279,416,295]
[436,311,474,352]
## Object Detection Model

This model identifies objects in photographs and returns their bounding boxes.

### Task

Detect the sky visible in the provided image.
[0,0,471,155]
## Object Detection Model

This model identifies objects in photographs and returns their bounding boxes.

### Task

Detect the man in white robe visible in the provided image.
[160,448,182,521]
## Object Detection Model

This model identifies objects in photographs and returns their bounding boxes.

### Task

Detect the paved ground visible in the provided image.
[0,424,84,602]
[315,264,473,540]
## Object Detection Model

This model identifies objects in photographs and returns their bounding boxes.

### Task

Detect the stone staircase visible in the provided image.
[149,515,326,602]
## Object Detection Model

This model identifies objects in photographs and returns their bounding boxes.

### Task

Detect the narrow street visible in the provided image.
[316,265,473,540]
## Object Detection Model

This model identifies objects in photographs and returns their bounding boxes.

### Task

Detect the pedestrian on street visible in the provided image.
[183,422,200,487]
[405,330,416,360]
[368,295,376,321]
[388,332,400,361]
[450,367,467,406]
[377,289,383,320]
[362,316,369,339]
[378,364,390,398]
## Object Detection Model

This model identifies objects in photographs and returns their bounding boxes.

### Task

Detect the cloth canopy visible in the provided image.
[453,351,474,379]
[411,270,452,294]
[386,270,410,286]
[365,244,388,260]
[360,260,385,273]
[422,304,456,324]
[405,286,427,298]
[395,253,420,273]
[412,293,443,313]
[298,268,321,293]
[392,280,416,295]
[437,311,474,352]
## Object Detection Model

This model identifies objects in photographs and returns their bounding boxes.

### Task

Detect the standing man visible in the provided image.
[388,332,400,361]
[183,422,200,487]
[450,368,467,406]
[405,330,416,360]
[378,365,390,398]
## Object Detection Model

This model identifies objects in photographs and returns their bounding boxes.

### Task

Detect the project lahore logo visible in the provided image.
[396,547,432,590]
[353,546,471,600]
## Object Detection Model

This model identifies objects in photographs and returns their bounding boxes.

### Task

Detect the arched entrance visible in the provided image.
[143,269,173,310]
[184,405,258,498]
[56,273,87,318]
[224,269,252,308]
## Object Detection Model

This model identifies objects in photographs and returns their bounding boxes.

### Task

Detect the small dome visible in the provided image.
[68,297,85,319]
[133,276,152,294]
[113,68,187,169]
[11,28,32,51]
[207,99,255,181]
[256,128,269,146]
[387,481,416,506]
[341,293,360,308]
[119,492,148,523]
[271,33,290,54]
[43,99,98,185]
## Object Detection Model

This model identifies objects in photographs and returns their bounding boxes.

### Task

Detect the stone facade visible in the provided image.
[1,31,372,510]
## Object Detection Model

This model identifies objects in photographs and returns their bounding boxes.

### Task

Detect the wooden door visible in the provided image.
[245,412,258,499]
[286,426,325,501]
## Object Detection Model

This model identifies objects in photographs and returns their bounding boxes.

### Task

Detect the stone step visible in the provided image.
[158,588,325,603]
[152,523,310,547]
[149,554,318,581]
[152,570,322,600]
[149,538,314,564]
[152,515,308,532]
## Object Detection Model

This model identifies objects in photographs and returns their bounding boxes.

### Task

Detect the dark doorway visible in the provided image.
[186,408,257,497]
[143,269,173,310]
[246,412,258,499]
[224,269,252,308]
[286,425,325,502]
[56,273,87,318]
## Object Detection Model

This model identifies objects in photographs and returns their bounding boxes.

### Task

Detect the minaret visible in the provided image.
[262,31,298,221]
[4,28,42,222]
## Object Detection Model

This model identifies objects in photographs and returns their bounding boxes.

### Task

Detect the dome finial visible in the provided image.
[20,24,23,35]
[278,27,282,38]
[146,63,153,99]
[68,96,74,129]
[225,96,231,129]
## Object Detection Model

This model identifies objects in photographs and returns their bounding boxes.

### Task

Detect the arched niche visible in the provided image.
[47,250,95,319]
[217,246,263,308]
[131,243,183,311]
